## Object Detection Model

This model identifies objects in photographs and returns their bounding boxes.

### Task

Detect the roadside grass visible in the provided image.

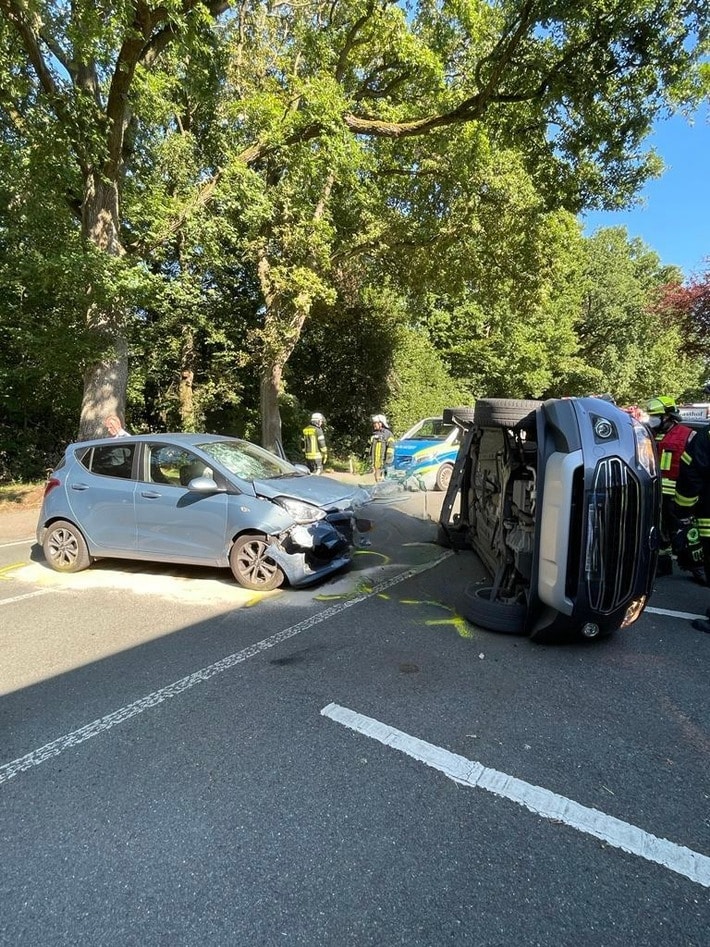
[0,482,45,511]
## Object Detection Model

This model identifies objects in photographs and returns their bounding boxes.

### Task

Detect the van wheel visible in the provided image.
[465,587,527,635]
[230,534,285,591]
[43,520,91,573]
[435,463,454,492]
[473,399,540,427]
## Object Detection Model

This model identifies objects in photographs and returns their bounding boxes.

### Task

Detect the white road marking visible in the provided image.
[0,589,55,607]
[645,606,706,621]
[0,539,34,547]
[321,703,710,890]
[0,552,452,786]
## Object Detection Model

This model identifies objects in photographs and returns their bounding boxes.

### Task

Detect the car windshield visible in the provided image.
[198,440,299,481]
[405,420,456,440]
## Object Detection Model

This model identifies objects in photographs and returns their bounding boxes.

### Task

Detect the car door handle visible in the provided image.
[141,491,162,499]
[70,483,89,491]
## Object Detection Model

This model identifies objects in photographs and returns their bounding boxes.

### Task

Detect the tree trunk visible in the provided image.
[78,173,129,440]
[260,361,284,455]
[179,369,195,431]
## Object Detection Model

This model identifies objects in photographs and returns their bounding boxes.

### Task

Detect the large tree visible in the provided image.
[1,1,707,446]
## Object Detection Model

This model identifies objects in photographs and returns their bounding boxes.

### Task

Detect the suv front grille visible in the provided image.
[584,458,641,613]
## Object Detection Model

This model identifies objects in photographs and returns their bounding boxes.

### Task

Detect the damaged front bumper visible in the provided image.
[266,516,354,587]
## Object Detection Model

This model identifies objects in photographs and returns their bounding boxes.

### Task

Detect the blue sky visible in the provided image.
[582,106,710,280]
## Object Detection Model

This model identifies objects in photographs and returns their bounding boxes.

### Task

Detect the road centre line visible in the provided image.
[0,538,34,548]
[321,703,710,889]
[0,552,452,787]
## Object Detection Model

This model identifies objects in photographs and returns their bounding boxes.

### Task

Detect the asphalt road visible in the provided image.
[1,486,709,946]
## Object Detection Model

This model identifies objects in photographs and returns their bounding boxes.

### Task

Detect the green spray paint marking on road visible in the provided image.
[0,563,24,580]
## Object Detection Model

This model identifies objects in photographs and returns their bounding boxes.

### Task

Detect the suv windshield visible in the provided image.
[199,440,297,481]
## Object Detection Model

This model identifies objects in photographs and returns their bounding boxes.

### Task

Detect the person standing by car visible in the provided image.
[674,424,710,631]
[645,396,695,577]
[369,414,394,482]
[301,412,328,474]
[104,414,130,437]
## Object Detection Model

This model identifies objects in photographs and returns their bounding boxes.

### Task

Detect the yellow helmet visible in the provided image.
[645,396,678,417]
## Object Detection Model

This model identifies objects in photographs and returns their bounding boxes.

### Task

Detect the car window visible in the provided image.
[147,444,213,487]
[83,444,135,479]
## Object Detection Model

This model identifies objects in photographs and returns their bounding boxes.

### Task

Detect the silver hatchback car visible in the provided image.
[37,433,369,590]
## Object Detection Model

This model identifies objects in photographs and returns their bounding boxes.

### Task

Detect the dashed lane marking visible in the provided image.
[0,589,55,606]
[0,552,452,786]
[644,606,706,621]
[321,703,710,889]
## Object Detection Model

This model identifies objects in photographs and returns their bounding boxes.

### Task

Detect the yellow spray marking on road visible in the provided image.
[0,563,24,580]
[315,577,375,602]
[401,598,474,639]
[353,549,390,563]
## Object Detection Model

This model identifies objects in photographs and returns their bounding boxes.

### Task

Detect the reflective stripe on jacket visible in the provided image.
[370,428,394,469]
[675,428,707,511]
[302,425,327,461]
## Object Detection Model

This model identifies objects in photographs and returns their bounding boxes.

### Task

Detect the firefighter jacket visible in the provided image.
[674,427,710,541]
[301,424,327,463]
[370,427,394,470]
[655,422,694,496]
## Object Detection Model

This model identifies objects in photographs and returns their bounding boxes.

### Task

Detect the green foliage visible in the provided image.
[1,0,709,477]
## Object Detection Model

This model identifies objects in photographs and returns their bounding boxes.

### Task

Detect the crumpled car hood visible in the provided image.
[252,475,369,510]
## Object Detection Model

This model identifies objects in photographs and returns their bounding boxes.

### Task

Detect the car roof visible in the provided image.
[66,432,241,450]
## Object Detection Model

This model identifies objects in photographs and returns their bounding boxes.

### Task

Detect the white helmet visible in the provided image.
[372,413,388,426]
[310,412,325,425]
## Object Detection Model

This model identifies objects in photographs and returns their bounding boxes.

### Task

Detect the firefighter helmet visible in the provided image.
[645,396,679,417]
[310,412,325,425]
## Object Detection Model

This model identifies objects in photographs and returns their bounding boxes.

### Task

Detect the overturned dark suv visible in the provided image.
[439,397,660,643]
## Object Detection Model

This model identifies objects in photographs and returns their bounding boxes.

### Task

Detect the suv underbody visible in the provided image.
[439,398,661,643]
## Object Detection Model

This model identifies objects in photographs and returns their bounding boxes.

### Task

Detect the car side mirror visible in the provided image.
[293,464,310,475]
[186,475,225,493]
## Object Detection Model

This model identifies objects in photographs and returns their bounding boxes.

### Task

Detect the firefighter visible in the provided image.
[645,396,695,577]
[674,423,710,632]
[369,414,394,482]
[301,412,328,474]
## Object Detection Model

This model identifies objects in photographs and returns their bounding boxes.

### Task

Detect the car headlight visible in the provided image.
[632,421,657,476]
[274,496,326,524]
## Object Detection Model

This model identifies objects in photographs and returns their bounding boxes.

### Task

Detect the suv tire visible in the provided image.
[465,586,527,635]
[443,406,476,425]
[473,398,539,427]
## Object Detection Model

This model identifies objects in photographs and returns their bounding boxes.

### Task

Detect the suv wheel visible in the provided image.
[465,587,527,635]
[473,398,539,427]
[442,406,476,425]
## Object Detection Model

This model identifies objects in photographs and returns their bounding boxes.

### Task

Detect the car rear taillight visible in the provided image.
[44,477,61,497]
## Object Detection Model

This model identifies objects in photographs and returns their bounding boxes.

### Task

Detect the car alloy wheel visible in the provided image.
[43,520,91,573]
[229,534,285,591]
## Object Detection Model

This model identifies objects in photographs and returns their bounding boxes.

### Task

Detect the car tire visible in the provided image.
[465,587,527,635]
[473,398,539,427]
[42,520,91,573]
[443,406,476,425]
[435,463,454,492]
[229,534,285,591]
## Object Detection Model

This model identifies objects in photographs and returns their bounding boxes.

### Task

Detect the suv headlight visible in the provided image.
[632,421,657,476]
[274,496,326,523]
